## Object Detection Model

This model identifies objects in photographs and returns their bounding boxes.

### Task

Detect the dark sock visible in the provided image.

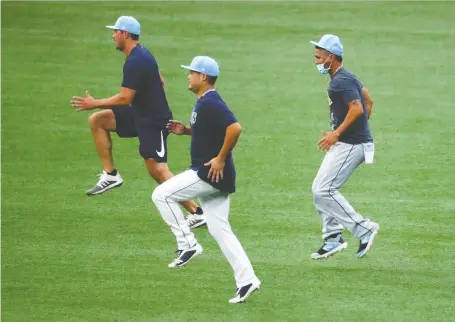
[107,169,118,176]
[325,233,341,242]
[191,207,203,215]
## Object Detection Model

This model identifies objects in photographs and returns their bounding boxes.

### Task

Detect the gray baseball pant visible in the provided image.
[312,142,376,240]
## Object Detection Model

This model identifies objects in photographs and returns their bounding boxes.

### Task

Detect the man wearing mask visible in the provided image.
[309,34,380,259]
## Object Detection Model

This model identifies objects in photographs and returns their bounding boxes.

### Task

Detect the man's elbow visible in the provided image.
[228,122,242,136]
[355,107,364,117]
[121,95,133,105]
[235,123,242,135]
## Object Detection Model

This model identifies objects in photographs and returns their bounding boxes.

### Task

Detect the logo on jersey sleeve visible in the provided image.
[330,112,337,130]
[327,93,333,106]
[190,111,197,126]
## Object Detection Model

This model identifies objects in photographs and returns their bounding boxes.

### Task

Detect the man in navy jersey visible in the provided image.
[309,34,380,259]
[152,56,260,304]
[71,16,203,219]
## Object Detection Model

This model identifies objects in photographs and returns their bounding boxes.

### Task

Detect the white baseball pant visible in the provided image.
[151,169,258,287]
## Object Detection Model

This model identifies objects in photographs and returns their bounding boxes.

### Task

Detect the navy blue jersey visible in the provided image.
[190,90,238,193]
[327,68,373,144]
[122,45,172,129]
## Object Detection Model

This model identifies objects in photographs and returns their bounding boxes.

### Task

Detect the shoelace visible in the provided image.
[187,214,198,225]
[188,214,204,225]
[96,172,111,188]
[171,250,183,265]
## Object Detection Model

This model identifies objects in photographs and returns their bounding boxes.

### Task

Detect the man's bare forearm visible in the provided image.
[365,102,373,118]
[218,123,241,160]
[183,126,192,135]
[94,93,131,108]
[334,99,364,136]
[361,87,374,118]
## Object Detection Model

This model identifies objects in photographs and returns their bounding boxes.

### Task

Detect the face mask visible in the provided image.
[316,56,332,75]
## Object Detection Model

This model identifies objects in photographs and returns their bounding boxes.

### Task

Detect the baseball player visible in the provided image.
[70,16,205,225]
[309,34,380,259]
[151,56,261,303]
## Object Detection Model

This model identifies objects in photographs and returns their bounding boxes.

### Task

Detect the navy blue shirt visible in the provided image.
[122,45,172,129]
[327,68,373,144]
[190,90,238,193]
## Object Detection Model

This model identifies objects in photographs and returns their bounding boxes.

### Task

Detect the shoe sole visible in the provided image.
[189,221,207,229]
[86,181,123,196]
[357,227,379,258]
[229,283,261,304]
[168,247,203,269]
[311,242,348,260]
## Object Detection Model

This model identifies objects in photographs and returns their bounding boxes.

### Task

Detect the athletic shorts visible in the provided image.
[111,106,169,162]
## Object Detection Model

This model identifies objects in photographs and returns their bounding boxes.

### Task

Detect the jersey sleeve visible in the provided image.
[356,78,364,89]
[335,78,362,105]
[121,59,142,90]
[208,104,238,128]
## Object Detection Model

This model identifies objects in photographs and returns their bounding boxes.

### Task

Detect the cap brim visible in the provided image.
[181,65,219,76]
[310,40,321,47]
[106,25,116,30]
[181,65,199,73]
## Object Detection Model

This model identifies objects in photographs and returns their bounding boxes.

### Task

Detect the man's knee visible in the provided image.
[313,184,330,202]
[207,224,222,241]
[151,185,166,204]
[313,184,339,203]
[312,177,325,196]
[88,110,115,131]
[311,179,319,196]
[88,112,101,130]
[147,162,171,183]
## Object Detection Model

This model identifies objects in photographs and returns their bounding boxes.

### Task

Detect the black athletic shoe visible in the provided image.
[311,237,348,259]
[357,223,380,258]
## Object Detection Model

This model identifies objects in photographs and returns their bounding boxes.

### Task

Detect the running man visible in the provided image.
[309,34,380,259]
[152,56,261,303]
[70,16,204,221]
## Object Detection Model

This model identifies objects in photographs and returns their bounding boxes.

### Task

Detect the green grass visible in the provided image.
[2,1,454,321]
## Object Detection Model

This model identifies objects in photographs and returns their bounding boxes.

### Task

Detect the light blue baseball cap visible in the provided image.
[181,56,220,77]
[106,16,140,36]
[310,34,343,56]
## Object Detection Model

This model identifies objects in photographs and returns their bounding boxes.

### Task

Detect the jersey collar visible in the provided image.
[200,89,216,98]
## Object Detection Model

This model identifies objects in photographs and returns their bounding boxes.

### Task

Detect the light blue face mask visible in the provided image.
[316,56,332,75]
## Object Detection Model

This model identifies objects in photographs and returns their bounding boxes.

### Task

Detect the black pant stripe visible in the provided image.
[328,144,373,237]
[164,178,202,249]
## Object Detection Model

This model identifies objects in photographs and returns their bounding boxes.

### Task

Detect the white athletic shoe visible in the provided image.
[229,278,261,304]
[187,213,207,229]
[86,171,123,196]
[168,243,203,268]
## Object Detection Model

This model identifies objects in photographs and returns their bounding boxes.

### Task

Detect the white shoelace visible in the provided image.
[96,172,111,188]
[187,214,197,225]
[171,251,183,265]
[187,214,203,225]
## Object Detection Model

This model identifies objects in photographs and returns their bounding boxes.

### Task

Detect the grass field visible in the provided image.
[2,1,454,321]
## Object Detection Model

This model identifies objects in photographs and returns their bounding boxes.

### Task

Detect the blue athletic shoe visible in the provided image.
[311,237,348,260]
[357,223,380,258]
